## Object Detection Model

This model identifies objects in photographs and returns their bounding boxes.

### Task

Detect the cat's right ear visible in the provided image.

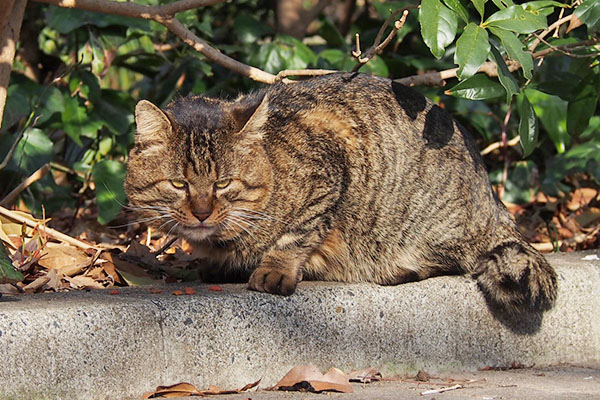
[134,100,172,145]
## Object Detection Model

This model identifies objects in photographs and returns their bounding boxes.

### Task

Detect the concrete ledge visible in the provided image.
[0,251,598,400]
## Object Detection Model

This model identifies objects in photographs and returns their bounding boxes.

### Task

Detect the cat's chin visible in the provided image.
[179,225,218,242]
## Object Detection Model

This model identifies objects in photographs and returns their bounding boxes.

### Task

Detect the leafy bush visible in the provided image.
[1,0,599,224]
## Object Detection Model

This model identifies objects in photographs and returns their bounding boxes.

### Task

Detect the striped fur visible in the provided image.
[125,73,557,315]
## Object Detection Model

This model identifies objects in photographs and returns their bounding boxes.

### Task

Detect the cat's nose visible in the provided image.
[192,210,211,222]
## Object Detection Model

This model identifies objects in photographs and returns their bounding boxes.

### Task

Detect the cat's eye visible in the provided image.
[214,178,232,189]
[170,180,187,189]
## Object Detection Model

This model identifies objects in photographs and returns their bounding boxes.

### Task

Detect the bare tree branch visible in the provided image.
[0,0,27,131]
[352,8,410,72]
[397,39,598,87]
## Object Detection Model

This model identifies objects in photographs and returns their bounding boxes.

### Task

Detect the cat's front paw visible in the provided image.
[248,266,298,296]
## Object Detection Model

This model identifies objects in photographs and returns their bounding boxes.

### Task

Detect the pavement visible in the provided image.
[0,251,599,400]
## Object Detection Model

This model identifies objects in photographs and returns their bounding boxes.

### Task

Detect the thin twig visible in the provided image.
[480,135,521,156]
[420,384,463,395]
[533,34,598,58]
[352,9,410,72]
[0,205,95,250]
[398,39,597,87]
[274,69,337,82]
[0,164,51,207]
[529,14,573,52]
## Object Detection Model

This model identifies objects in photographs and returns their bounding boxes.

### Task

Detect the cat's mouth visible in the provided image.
[179,222,219,242]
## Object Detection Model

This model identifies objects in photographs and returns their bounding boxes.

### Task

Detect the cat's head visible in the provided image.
[124,93,273,243]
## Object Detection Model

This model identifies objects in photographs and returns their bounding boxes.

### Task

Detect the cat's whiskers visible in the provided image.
[227,213,270,236]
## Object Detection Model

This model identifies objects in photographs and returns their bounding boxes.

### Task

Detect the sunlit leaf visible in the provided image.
[455,23,490,79]
[446,73,505,99]
[419,0,458,59]
[489,26,533,79]
[483,5,547,33]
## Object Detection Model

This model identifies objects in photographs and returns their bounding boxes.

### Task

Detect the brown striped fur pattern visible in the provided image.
[125,73,557,315]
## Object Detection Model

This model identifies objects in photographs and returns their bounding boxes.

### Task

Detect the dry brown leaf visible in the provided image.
[64,275,105,290]
[126,240,160,267]
[575,208,600,228]
[348,367,382,383]
[273,365,353,393]
[142,379,260,398]
[141,382,202,398]
[102,250,157,286]
[45,268,67,291]
[38,243,91,274]
[23,275,50,292]
[567,188,598,211]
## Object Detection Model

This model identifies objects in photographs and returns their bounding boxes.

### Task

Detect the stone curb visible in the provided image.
[0,251,598,400]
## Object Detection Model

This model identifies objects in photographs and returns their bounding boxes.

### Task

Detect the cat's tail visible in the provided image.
[472,225,558,314]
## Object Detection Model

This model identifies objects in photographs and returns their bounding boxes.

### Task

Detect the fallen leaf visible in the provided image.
[184,287,195,295]
[64,275,105,289]
[141,382,202,398]
[23,275,51,292]
[38,243,91,275]
[142,379,260,398]
[272,365,353,393]
[348,368,382,383]
[45,268,67,291]
[102,250,157,286]
[208,285,222,292]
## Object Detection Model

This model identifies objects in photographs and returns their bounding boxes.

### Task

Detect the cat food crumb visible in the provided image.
[209,285,222,292]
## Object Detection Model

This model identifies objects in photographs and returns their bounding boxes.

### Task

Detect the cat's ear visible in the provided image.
[134,100,172,144]
[230,93,269,139]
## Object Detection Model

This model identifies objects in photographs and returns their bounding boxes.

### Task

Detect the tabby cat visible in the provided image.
[124,72,557,315]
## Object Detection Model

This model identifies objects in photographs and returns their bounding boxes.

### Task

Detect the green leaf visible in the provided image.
[419,0,458,59]
[319,17,347,48]
[517,92,538,157]
[574,0,600,32]
[0,242,23,284]
[94,90,134,136]
[0,128,54,176]
[489,26,533,79]
[316,49,355,71]
[36,87,65,125]
[1,85,30,132]
[524,88,569,153]
[489,44,519,104]
[567,69,600,137]
[483,5,547,33]
[361,56,389,77]
[61,96,103,146]
[470,0,486,20]
[92,160,127,224]
[234,14,272,44]
[442,0,470,24]
[45,6,150,34]
[446,73,505,99]
[69,70,101,102]
[455,23,490,79]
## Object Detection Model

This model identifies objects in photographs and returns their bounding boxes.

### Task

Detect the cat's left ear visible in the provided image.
[230,93,269,139]
[134,100,172,145]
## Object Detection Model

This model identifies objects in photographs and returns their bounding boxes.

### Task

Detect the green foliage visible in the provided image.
[1,0,599,225]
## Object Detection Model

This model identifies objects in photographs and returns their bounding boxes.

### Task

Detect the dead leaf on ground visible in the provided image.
[102,250,158,286]
[272,364,353,393]
[38,243,91,275]
[348,367,382,383]
[142,379,260,398]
